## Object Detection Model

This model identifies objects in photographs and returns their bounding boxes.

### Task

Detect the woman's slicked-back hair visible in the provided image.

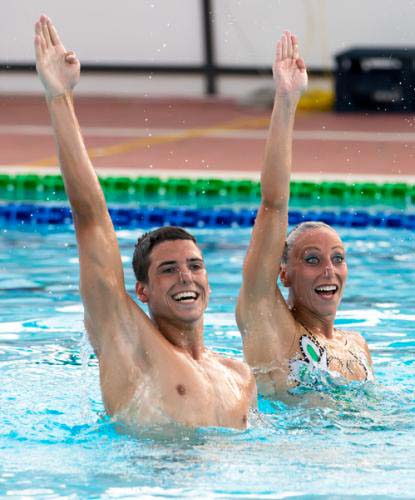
[132,226,197,283]
[281,221,337,264]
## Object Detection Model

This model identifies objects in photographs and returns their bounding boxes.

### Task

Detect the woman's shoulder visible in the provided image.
[337,328,368,346]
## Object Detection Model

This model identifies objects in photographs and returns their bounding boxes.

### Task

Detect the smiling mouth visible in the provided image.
[172,291,200,303]
[314,285,338,298]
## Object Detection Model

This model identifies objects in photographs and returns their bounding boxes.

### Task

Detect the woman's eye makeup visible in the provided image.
[303,253,345,265]
[332,254,345,264]
[304,255,319,264]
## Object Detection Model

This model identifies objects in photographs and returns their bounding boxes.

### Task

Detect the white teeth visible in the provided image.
[315,285,337,292]
[173,291,198,301]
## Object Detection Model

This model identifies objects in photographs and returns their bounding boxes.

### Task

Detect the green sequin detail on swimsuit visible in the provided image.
[289,330,373,386]
[307,343,319,362]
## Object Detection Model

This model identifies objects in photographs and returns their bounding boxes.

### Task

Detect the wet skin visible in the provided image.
[281,227,348,323]
[237,31,373,396]
[34,14,257,429]
[136,240,210,330]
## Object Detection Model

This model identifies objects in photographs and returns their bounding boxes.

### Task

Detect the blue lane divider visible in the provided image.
[0,203,414,229]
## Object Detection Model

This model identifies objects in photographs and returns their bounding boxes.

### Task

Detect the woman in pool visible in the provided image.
[236,31,374,396]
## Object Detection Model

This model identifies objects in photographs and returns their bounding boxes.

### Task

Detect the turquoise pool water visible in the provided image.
[1,225,415,498]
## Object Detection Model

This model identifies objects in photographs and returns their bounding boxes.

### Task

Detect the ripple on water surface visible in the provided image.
[1,226,415,497]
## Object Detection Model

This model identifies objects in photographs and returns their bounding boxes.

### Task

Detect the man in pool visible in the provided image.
[34,15,256,429]
[237,31,374,397]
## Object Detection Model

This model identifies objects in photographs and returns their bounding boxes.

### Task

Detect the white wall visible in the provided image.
[2,0,415,97]
[1,0,203,64]
[213,0,415,68]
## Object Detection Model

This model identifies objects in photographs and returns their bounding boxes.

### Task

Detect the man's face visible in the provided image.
[281,228,348,318]
[137,239,210,325]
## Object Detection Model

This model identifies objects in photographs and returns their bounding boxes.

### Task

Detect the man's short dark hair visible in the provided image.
[132,226,197,283]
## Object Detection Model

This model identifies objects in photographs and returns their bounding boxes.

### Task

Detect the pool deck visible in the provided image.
[1,95,415,182]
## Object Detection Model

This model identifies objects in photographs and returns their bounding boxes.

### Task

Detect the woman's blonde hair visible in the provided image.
[281,221,338,264]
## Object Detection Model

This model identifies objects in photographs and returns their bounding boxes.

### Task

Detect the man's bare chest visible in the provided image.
[121,357,252,429]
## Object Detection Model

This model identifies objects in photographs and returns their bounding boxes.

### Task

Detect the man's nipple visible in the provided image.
[176,384,186,396]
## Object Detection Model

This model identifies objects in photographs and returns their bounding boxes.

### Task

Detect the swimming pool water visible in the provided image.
[1,225,415,498]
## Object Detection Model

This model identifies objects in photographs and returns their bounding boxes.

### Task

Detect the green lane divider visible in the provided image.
[0,173,414,208]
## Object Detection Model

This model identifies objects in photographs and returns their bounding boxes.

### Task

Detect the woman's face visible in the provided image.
[281,227,348,319]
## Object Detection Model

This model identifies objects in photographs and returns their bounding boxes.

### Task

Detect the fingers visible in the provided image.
[40,15,52,49]
[292,34,299,60]
[281,32,288,60]
[285,30,293,59]
[276,40,282,63]
[35,20,42,39]
[34,35,43,59]
[296,57,306,72]
[48,19,63,48]
[279,31,300,61]
[34,22,45,55]
[35,14,68,59]
[65,51,78,64]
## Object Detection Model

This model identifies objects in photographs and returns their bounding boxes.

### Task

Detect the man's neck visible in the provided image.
[153,316,206,359]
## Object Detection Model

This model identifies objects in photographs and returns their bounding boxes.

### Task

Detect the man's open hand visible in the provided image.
[34,15,80,98]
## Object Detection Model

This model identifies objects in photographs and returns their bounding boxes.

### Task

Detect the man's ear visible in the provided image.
[135,281,149,303]
[279,265,291,288]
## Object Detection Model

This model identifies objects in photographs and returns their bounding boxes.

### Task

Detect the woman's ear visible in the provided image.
[279,265,291,288]
[135,281,149,303]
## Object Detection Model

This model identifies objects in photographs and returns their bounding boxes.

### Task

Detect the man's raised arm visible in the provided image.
[236,31,308,367]
[34,16,136,353]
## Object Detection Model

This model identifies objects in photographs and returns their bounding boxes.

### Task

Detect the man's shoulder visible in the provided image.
[213,352,253,381]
